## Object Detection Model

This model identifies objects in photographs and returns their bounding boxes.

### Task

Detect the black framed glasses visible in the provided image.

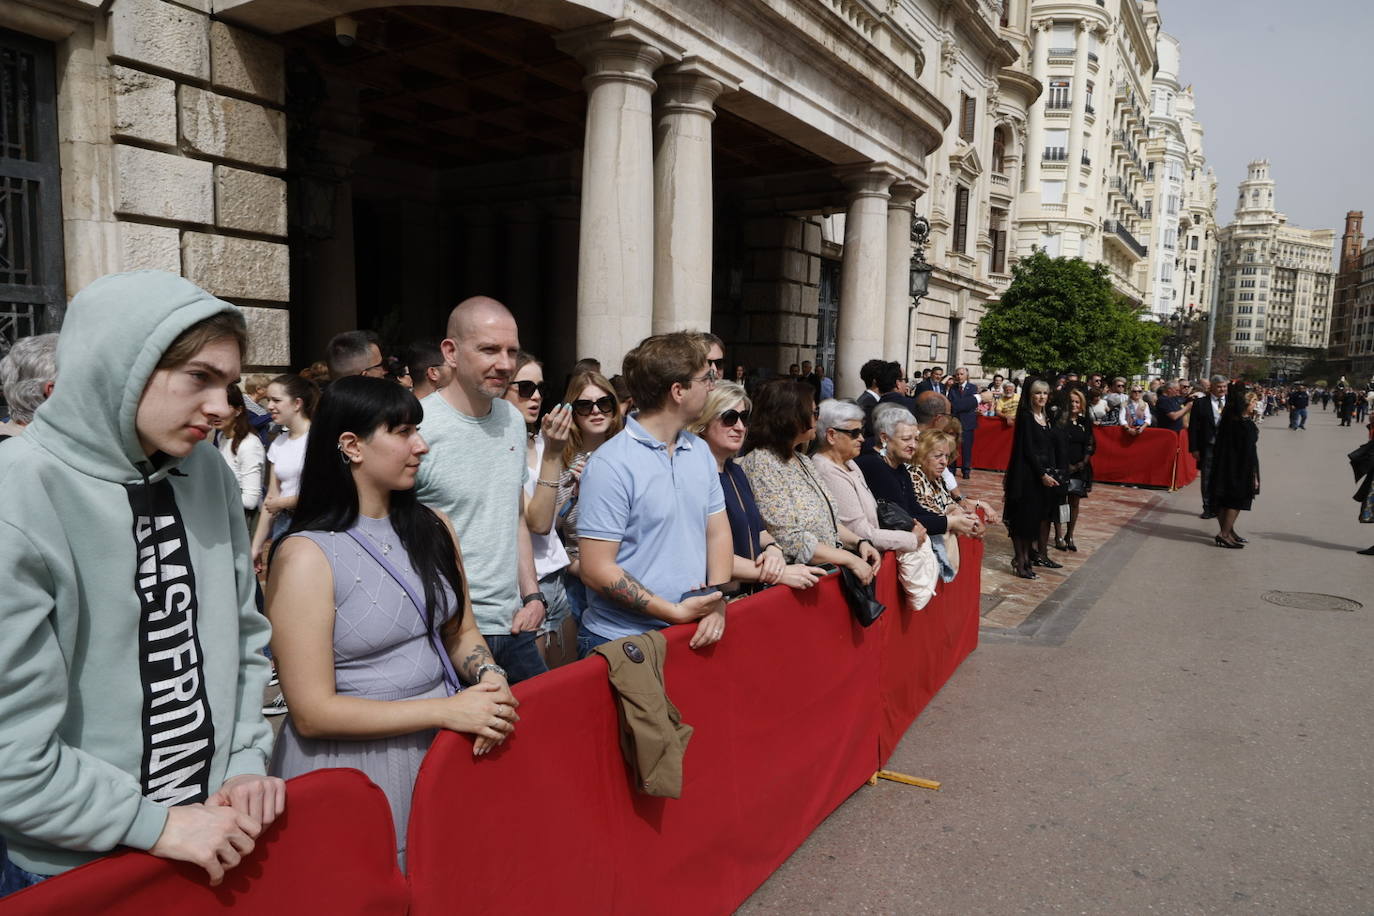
[833,426,863,440]
[572,396,617,416]
[718,408,751,427]
[511,379,543,399]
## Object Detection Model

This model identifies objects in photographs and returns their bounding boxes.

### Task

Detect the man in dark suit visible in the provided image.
[861,361,914,451]
[914,365,945,394]
[945,366,981,479]
[1188,374,1227,519]
[856,358,885,414]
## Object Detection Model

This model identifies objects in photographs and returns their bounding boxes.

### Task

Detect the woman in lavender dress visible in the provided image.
[266,377,520,866]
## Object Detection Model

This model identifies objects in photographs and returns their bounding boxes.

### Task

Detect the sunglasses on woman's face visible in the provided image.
[833,426,864,440]
[718,408,751,427]
[572,395,617,416]
[511,379,543,399]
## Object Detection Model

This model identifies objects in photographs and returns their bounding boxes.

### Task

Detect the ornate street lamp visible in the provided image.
[905,215,933,368]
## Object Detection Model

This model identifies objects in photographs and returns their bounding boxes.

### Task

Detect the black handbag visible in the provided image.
[1065,477,1087,498]
[838,564,885,627]
[875,498,915,531]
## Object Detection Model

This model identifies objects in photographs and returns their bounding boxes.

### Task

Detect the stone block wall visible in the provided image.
[716,214,824,374]
[107,0,289,367]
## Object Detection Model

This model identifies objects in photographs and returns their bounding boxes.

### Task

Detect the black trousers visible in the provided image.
[1199,444,1216,512]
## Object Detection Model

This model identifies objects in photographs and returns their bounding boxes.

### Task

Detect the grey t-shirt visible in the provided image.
[415,392,527,635]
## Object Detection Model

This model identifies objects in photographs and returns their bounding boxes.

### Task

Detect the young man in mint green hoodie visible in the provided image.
[0,271,285,895]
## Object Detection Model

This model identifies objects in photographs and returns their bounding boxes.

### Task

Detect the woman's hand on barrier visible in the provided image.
[208,774,286,831]
[755,549,786,584]
[844,554,876,587]
[439,681,519,753]
[151,803,260,886]
[777,564,825,589]
[689,607,727,649]
[857,540,881,569]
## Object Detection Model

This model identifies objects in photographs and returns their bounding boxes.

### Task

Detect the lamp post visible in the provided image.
[904,215,933,375]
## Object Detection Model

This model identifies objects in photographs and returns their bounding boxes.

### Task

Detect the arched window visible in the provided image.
[992,125,1007,174]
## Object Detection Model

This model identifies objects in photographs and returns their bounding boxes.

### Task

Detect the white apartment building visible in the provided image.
[1216,161,1335,358]
[1175,86,1218,317]
[1016,0,1157,304]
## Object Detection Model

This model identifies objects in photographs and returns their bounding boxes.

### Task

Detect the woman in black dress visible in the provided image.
[1050,386,1095,552]
[1210,382,1260,548]
[1003,378,1066,578]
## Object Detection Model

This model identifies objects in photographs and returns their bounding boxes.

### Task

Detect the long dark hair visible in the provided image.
[275,377,465,634]
[1220,381,1248,424]
[741,379,814,461]
[225,384,253,454]
[270,373,320,420]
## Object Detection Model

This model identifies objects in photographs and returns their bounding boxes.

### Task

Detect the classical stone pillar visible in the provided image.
[835,166,895,396]
[1024,22,1050,188]
[884,182,918,364]
[1066,21,1091,179]
[652,58,737,335]
[557,22,675,375]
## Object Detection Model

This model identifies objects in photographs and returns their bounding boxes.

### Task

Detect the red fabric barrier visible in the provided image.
[970,415,1191,489]
[1,770,408,916]
[408,573,884,916]
[971,415,1014,470]
[877,536,984,762]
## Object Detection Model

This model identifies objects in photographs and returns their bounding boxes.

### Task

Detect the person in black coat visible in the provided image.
[945,367,981,479]
[1210,383,1260,548]
[1188,375,1228,519]
[1049,386,1094,552]
[1002,377,1065,578]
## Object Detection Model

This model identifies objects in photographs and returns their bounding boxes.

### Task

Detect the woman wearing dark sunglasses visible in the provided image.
[689,382,826,591]
[554,369,625,623]
[503,352,577,667]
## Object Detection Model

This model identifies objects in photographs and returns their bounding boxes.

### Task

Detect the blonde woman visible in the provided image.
[555,369,624,621]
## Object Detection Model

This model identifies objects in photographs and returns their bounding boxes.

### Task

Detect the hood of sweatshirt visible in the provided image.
[24,270,242,484]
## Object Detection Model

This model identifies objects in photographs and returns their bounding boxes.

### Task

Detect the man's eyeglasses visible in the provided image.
[718,408,750,427]
[511,380,543,399]
[686,369,717,387]
[832,426,863,440]
[572,396,617,416]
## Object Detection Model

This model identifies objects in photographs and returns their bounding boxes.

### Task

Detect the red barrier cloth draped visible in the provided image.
[971,416,1186,489]
[407,574,884,916]
[0,770,408,916]
[877,537,983,762]
[971,415,1014,470]
[1173,431,1199,487]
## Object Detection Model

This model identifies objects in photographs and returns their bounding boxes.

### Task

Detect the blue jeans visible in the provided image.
[0,837,44,899]
[482,631,548,684]
[1289,407,1307,429]
[576,623,612,660]
[563,570,588,623]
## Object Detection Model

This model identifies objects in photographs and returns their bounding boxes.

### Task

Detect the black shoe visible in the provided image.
[1065,538,1078,552]
[1357,545,1374,556]
[1031,555,1064,569]
[1052,537,1067,551]
[1013,566,1039,579]
[1214,536,1243,549]
[962,471,971,480]
[1199,511,1216,519]
[1232,534,1249,544]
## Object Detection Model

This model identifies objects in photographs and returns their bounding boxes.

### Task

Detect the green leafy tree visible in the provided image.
[976,250,1167,379]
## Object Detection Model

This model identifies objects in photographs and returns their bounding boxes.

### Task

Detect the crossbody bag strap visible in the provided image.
[795,456,840,547]
[345,530,461,694]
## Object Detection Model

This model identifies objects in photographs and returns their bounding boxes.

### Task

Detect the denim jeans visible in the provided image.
[1289,407,1307,429]
[563,570,588,623]
[576,623,612,660]
[0,837,44,899]
[482,631,548,684]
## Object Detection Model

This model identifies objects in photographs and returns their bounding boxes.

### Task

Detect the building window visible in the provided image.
[959,92,976,143]
[1046,79,1071,110]
[1044,128,1068,161]
[952,185,970,253]
[1190,236,1199,250]
[1041,180,1065,204]
[1039,232,1061,258]
[992,126,1007,173]
[0,28,66,355]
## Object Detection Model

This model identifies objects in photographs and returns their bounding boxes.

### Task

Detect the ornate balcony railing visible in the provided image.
[1102,219,1147,258]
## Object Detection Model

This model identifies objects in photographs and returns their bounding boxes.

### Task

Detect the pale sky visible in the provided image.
[1161,1,1373,248]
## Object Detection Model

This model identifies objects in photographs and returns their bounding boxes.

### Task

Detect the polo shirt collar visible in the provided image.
[625,413,695,452]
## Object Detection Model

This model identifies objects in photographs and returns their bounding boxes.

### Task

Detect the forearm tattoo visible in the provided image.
[604,571,652,613]
[459,643,494,683]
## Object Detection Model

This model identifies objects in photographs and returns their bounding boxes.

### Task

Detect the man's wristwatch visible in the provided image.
[521,592,548,608]
[475,663,507,683]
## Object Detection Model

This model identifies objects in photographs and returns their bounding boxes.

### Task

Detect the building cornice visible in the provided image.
[943,0,1019,68]
[996,67,1042,107]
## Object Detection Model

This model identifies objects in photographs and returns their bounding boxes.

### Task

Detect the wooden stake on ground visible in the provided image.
[872,770,941,791]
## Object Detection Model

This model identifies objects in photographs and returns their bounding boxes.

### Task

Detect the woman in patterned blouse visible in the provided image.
[736,380,881,584]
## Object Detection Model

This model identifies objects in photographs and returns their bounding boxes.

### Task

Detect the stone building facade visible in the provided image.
[1354,242,1374,383]
[1215,160,1335,361]
[2,0,991,396]
[1330,210,1364,368]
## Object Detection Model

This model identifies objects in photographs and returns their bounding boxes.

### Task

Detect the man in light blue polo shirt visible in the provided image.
[577,332,734,656]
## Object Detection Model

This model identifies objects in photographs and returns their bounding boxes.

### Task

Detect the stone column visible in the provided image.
[652,58,737,335]
[1066,21,1091,181]
[1024,22,1050,188]
[834,166,895,396]
[557,22,676,375]
[884,182,918,364]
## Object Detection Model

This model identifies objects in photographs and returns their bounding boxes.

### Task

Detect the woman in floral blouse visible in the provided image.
[736,380,880,585]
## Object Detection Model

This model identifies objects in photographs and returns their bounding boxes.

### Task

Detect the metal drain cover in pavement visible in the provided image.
[1261,591,1363,612]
